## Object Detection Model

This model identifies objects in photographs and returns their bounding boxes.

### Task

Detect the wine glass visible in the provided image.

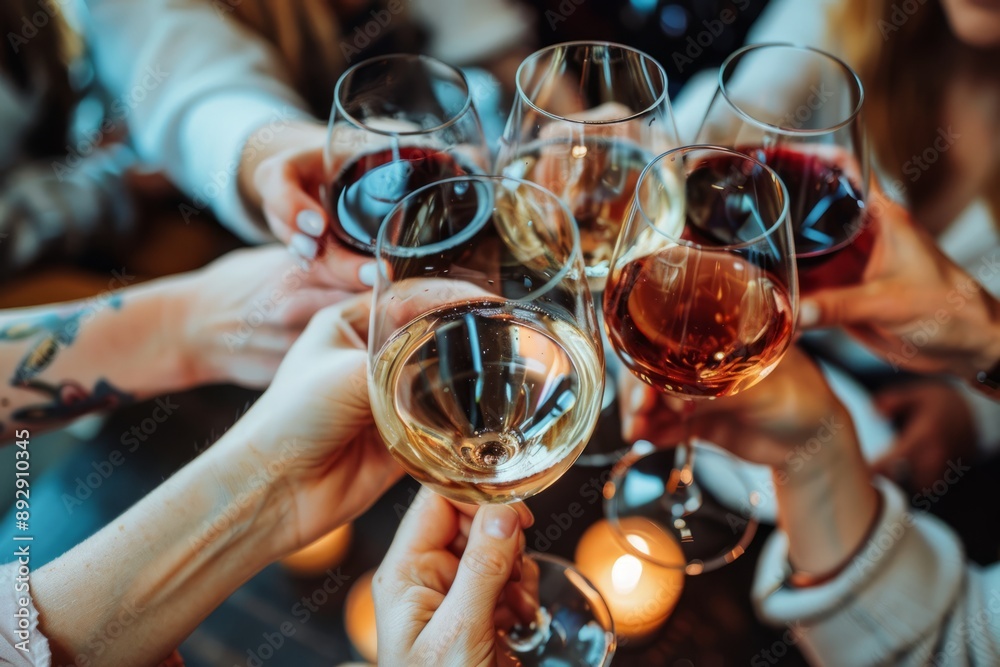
[369,175,613,665]
[602,146,797,574]
[497,41,679,465]
[322,54,490,256]
[695,43,869,295]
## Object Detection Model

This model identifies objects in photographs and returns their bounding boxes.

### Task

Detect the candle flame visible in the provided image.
[611,554,643,595]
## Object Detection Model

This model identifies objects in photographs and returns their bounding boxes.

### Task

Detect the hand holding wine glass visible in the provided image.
[247,120,381,291]
[799,190,1000,381]
[373,487,533,667]
[602,145,797,573]
[696,43,871,296]
[618,346,881,580]
[369,175,615,665]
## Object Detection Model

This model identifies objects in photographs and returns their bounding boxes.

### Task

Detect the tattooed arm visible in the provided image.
[0,245,352,440]
[0,283,182,438]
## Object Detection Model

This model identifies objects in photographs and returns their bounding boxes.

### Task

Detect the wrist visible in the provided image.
[159,271,209,389]
[201,410,298,563]
[773,414,880,576]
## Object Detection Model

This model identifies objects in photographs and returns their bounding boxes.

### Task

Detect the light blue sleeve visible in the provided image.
[77,0,314,243]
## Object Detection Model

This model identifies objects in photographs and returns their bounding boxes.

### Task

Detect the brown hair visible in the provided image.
[830,0,1000,228]
[228,0,345,115]
[0,0,79,157]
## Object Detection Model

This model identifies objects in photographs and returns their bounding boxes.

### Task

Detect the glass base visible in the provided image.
[604,442,760,575]
[500,553,616,667]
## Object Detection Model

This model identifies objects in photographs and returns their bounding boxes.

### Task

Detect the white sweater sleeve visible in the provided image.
[0,563,51,666]
[752,477,1000,666]
[78,0,314,243]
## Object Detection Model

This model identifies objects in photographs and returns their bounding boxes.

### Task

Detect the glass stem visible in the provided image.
[667,400,703,516]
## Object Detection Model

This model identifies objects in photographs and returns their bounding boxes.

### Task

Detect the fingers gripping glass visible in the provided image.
[367,175,614,666]
[695,43,869,296]
[323,54,491,255]
[602,146,798,574]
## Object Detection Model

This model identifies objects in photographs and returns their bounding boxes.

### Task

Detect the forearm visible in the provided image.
[32,429,285,665]
[774,412,880,578]
[0,276,195,440]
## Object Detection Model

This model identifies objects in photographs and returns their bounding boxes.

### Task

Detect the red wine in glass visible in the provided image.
[326,146,476,255]
[738,146,872,294]
[604,246,794,399]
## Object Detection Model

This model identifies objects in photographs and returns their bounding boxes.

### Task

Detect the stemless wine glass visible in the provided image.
[369,175,613,665]
[695,43,868,295]
[497,41,679,465]
[603,146,797,574]
[322,54,490,255]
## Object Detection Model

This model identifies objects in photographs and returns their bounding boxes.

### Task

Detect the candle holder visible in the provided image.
[575,518,685,644]
[344,569,378,664]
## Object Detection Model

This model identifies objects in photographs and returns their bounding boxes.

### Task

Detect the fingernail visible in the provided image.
[359,262,378,287]
[290,233,318,261]
[484,505,519,540]
[515,503,534,528]
[296,209,325,238]
[799,301,820,328]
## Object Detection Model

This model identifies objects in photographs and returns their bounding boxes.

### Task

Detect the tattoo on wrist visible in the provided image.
[13,379,134,423]
[1,294,123,385]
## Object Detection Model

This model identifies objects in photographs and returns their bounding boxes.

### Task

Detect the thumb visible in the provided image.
[797,282,889,330]
[437,504,521,625]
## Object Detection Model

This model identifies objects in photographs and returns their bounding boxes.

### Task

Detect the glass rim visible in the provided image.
[718,42,865,137]
[333,53,474,137]
[514,40,671,126]
[634,145,791,251]
[375,175,583,296]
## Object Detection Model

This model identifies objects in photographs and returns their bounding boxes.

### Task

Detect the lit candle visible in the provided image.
[575,518,685,642]
[344,569,378,663]
[280,523,353,576]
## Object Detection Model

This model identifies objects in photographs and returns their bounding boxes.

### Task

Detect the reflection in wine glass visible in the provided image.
[322,54,490,256]
[497,41,680,466]
[696,43,869,295]
[603,146,797,574]
[368,175,613,666]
